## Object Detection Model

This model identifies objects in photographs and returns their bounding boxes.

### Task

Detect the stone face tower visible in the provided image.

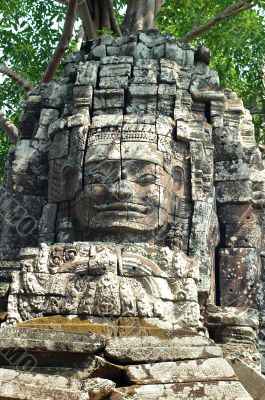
[0,31,264,399]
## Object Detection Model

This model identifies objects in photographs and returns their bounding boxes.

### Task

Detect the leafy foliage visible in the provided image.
[0,0,264,181]
[0,0,67,179]
[0,131,12,185]
[157,0,265,141]
[113,0,128,23]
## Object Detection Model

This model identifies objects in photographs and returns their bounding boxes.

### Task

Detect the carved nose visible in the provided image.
[118,181,132,201]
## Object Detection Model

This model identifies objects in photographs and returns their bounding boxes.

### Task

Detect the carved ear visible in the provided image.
[172,166,185,193]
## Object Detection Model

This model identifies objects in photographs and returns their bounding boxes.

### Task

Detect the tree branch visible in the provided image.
[0,64,34,92]
[182,0,254,42]
[108,0,122,36]
[0,112,19,144]
[78,0,97,40]
[42,0,78,83]
[250,110,265,115]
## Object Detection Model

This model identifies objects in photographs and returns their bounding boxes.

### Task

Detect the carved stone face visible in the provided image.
[75,137,185,235]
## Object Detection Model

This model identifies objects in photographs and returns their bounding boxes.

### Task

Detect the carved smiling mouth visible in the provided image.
[94,203,149,214]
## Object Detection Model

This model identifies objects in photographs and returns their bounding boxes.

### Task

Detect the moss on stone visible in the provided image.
[17,316,196,340]
[18,316,119,336]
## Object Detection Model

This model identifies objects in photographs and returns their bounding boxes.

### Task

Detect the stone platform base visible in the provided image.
[0,320,254,400]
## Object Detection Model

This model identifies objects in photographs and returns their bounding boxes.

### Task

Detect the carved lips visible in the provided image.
[94,202,150,214]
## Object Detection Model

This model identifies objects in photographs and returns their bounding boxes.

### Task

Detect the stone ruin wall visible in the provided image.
[0,30,264,375]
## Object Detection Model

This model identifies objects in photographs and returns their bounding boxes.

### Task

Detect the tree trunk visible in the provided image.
[79,0,121,40]
[79,0,164,40]
[121,0,164,34]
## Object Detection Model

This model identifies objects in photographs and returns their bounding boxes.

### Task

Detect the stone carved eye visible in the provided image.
[86,172,108,184]
[137,173,157,186]
[85,160,121,185]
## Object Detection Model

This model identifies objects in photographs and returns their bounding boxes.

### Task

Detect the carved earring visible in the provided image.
[165,223,184,250]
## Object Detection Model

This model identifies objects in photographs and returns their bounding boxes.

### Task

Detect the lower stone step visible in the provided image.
[113,381,253,400]
[0,383,87,400]
[0,368,253,400]
[126,358,237,385]
[105,336,223,363]
[0,369,86,400]
[0,370,115,400]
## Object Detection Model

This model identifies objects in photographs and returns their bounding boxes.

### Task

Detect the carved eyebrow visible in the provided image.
[122,160,156,174]
[85,160,121,171]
